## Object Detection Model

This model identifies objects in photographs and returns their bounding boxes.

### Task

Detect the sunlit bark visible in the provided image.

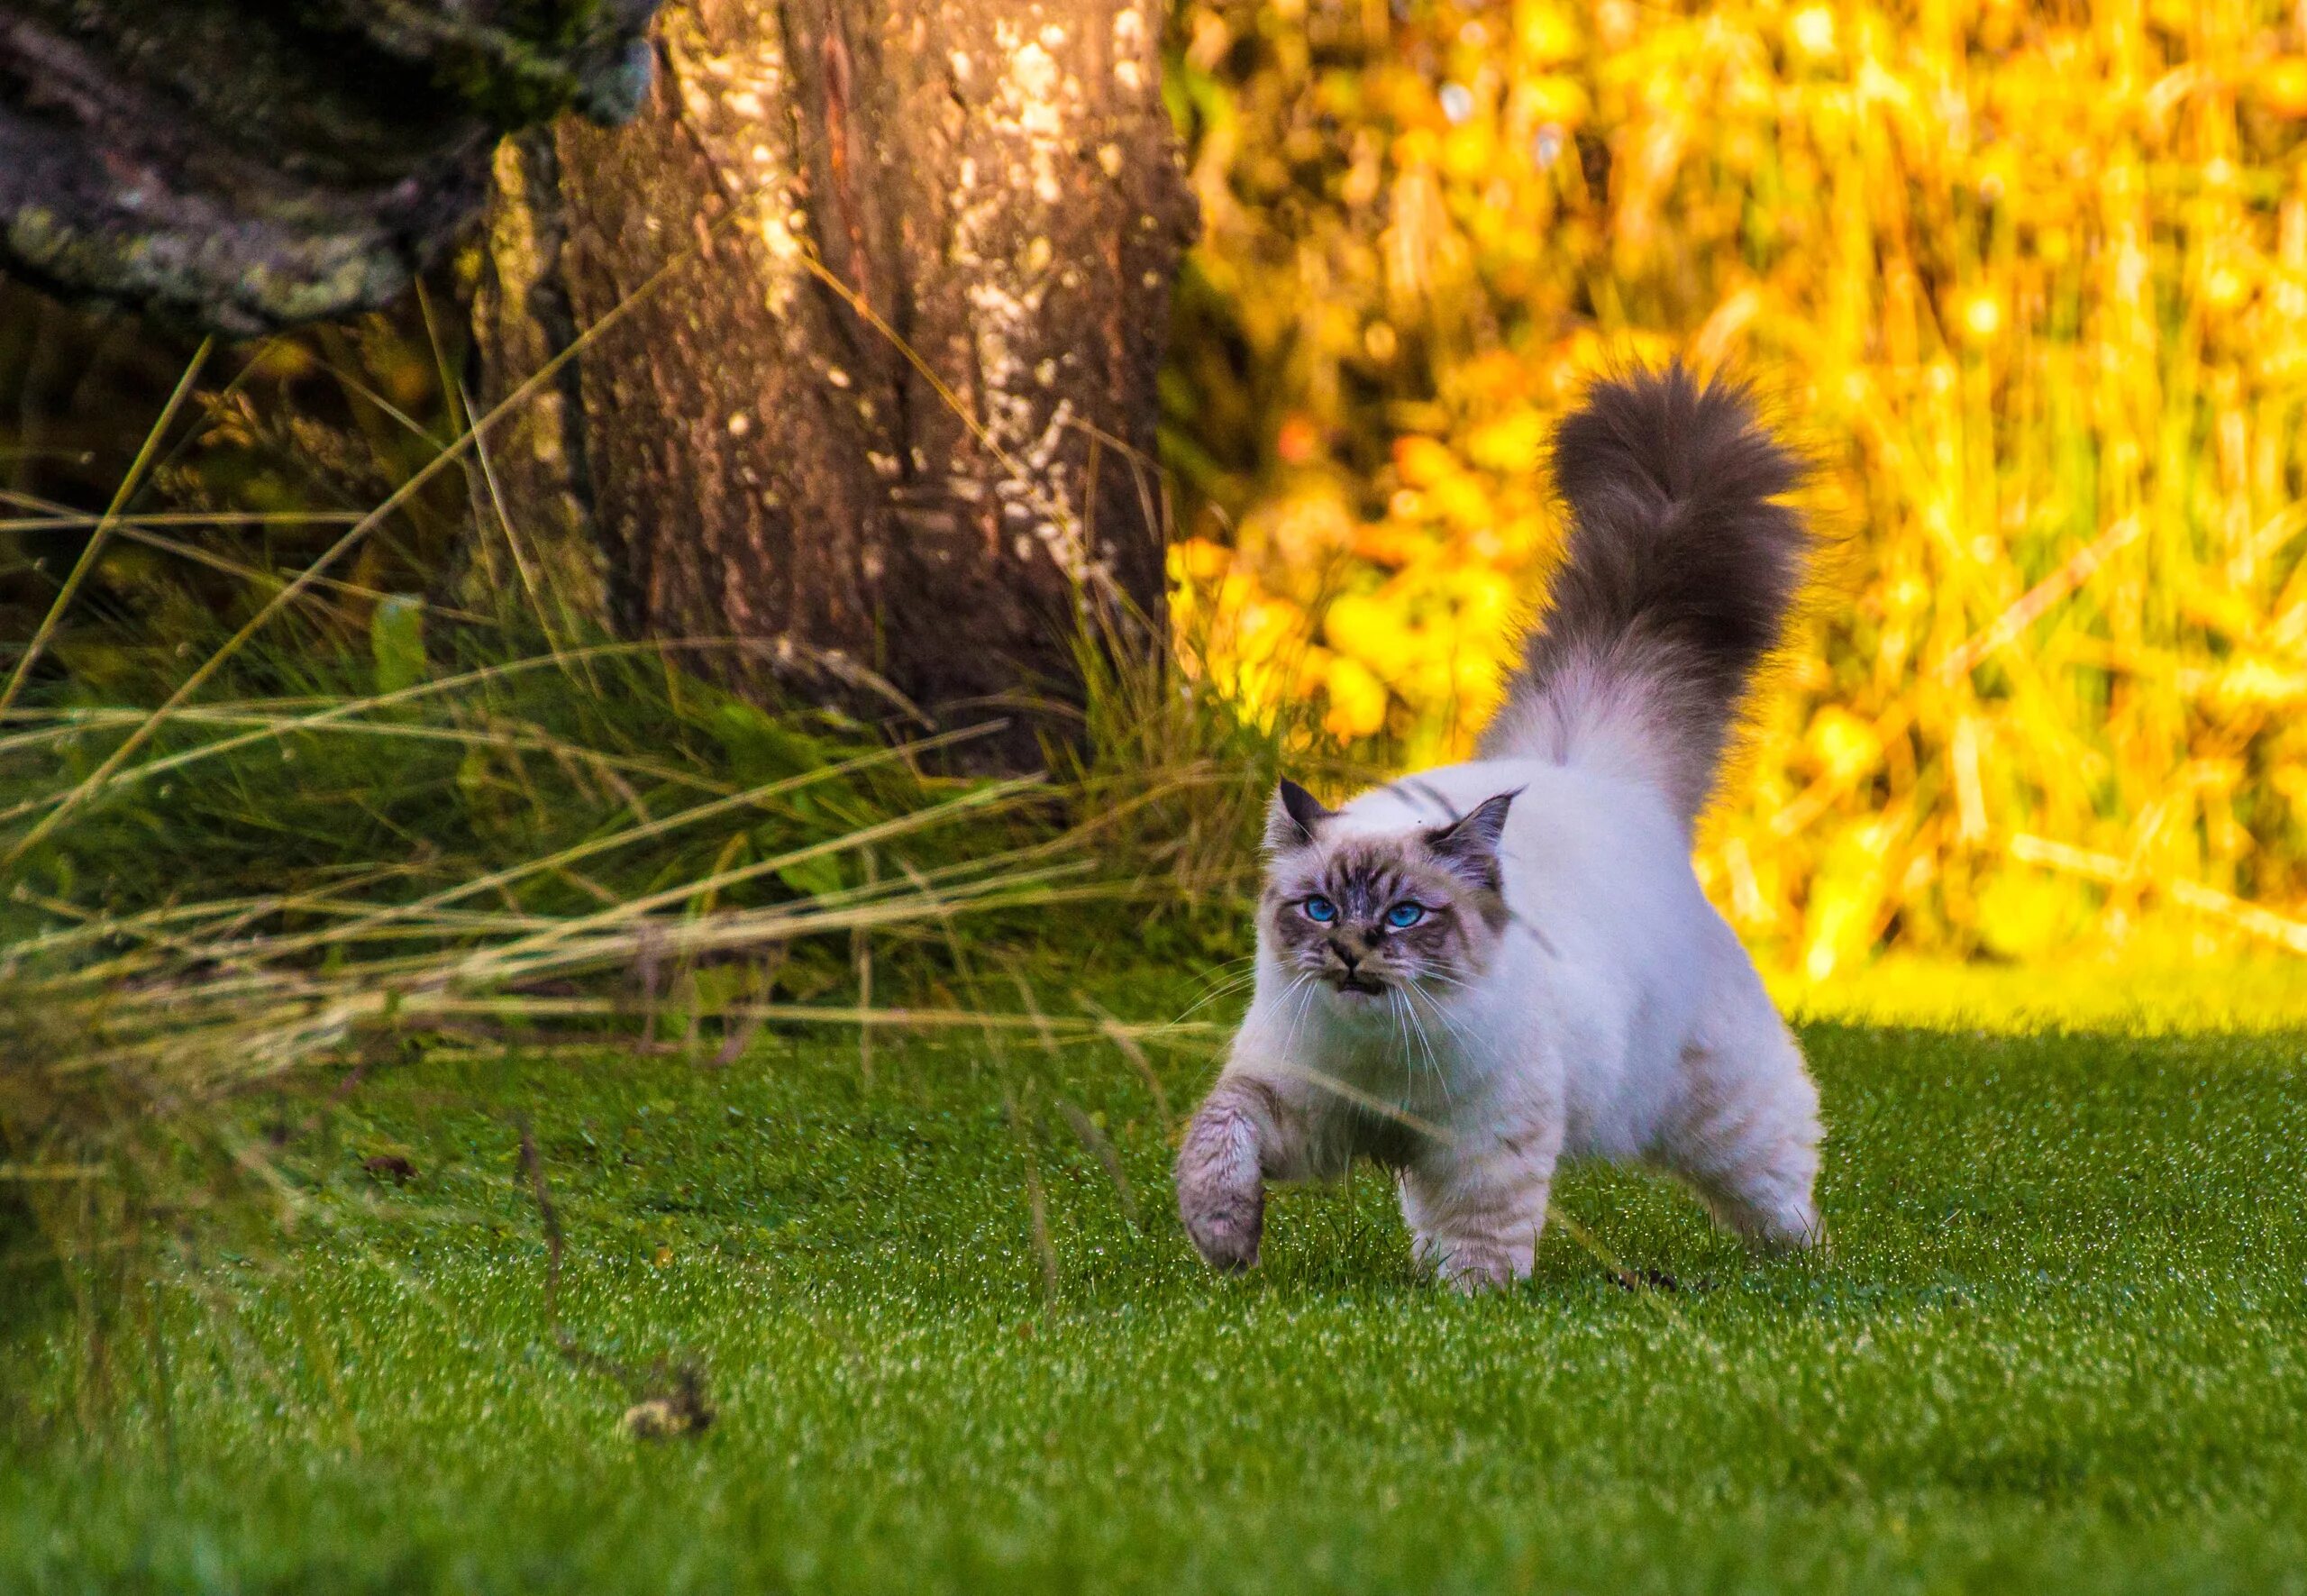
[472,0,1194,755]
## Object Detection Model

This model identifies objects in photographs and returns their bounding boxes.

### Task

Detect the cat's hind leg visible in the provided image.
[1655,967,1826,1252]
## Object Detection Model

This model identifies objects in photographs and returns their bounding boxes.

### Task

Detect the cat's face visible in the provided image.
[1259,780,1515,1007]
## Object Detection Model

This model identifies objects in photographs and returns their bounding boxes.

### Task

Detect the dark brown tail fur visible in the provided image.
[1479,366,1810,825]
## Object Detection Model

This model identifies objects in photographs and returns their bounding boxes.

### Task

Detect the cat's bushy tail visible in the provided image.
[1479,365,1810,825]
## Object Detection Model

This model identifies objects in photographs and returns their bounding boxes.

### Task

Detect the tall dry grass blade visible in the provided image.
[223,722,1008,966]
[0,639,806,825]
[0,338,214,720]
[2008,834,2307,957]
[444,775,1042,984]
[3,233,720,869]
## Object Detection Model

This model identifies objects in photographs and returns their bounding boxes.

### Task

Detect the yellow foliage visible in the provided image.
[1806,708,1883,788]
[1322,654,1391,738]
[1163,0,2307,968]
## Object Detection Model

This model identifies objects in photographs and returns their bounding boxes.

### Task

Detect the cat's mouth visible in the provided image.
[1332,972,1387,997]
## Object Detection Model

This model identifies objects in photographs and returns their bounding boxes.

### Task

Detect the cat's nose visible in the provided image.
[1328,938,1360,969]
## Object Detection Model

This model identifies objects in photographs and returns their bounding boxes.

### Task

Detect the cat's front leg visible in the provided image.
[1399,1126,1559,1292]
[1176,1073,1313,1272]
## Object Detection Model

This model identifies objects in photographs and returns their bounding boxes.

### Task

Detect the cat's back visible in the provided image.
[1335,755,1695,917]
[1339,754,1713,1054]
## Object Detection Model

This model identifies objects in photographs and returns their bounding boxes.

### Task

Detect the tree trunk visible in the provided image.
[470,0,1195,759]
[0,0,661,333]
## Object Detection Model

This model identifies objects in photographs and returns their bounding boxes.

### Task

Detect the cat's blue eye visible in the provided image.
[1384,902,1427,929]
[1302,896,1339,924]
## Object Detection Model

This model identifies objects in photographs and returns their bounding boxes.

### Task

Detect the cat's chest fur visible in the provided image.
[1255,945,1525,1123]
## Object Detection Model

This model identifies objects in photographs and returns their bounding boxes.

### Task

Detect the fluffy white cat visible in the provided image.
[1175,366,1826,1290]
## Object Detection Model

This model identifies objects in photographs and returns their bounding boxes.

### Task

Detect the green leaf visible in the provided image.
[774,853,845,900]
[707,702,825,784]
[369,596,428,696]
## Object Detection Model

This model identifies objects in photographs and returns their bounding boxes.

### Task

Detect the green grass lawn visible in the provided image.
[6,978,2307,1594]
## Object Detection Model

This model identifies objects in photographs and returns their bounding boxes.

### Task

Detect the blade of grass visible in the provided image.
[0,338,214,720]
[0,639,819,825]
[235,722,1007,965]
[1,229,725,869]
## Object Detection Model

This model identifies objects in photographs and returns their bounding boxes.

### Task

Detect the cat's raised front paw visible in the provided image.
[1175,1081,1274,1274]
[1180,1181,1263,1272]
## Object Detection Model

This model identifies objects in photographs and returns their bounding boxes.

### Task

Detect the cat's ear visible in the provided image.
[1423,789,1519,887]
[1265,778,1334,853]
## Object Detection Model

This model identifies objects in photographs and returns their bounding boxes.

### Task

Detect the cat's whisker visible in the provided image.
[1386,985,1447,1101]
[1172,969,1263,1021]
[1185,963,1259,998]
[1412,981,1483,1049]
[1407,980,1479,1053]
[1189,964,1260,993]
[1175,978,1258,1015]
[1387,989,1429,1097]
[1401,986,1453,1102]
[1182,953,1256,983]
[1279,971,1318,1061]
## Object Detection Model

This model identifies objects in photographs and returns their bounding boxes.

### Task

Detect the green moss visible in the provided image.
[421,3,657,129]
[6,202,406,331]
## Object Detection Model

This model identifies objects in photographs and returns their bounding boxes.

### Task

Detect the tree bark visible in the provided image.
[471,0,1195,757]
[0,0,661,333]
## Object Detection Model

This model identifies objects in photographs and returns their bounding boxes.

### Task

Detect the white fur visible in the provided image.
[1176,756,1824,1290]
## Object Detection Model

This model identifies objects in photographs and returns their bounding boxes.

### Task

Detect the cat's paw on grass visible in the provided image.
[1180,1180,1263,1272]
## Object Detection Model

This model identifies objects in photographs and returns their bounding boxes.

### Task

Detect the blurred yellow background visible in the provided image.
[1161,0,2307,975]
